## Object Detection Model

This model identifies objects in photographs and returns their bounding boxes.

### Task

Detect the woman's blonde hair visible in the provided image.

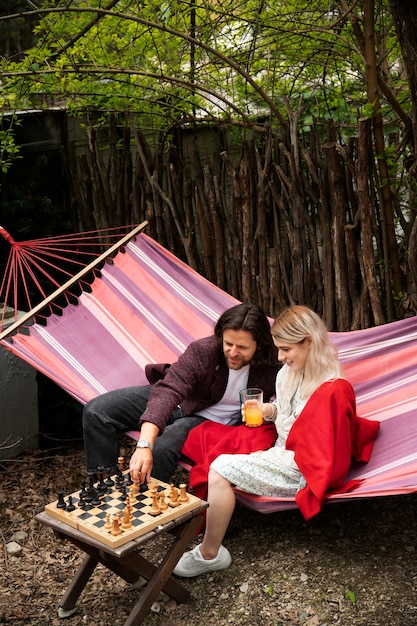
[271,305,345,399]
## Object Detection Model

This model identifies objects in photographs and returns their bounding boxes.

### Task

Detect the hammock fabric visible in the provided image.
[0,231,237,403]
[1,230,417,513]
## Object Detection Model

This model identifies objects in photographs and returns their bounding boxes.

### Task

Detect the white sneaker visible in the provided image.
[173,544,232,577]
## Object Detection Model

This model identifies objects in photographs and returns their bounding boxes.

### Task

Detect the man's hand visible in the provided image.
[129,421,159,484]
[129,447,153,484]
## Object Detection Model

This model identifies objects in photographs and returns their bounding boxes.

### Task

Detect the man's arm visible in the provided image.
[131,336,219,483]
[139,339,205,431]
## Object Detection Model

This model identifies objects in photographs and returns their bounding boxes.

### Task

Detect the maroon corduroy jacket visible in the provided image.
[140,335,280,434]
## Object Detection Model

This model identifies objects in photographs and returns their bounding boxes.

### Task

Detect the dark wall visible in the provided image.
[1,110,82,445]
[0,111,69,240]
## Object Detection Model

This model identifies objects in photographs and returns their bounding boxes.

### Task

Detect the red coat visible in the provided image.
[286,379,379,519]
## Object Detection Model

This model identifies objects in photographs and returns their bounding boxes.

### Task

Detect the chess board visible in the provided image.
[44,476,203,548]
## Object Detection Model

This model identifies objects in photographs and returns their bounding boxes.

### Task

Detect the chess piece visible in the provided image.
[149,490,161,516]
[66,496,75,512]
[111,515,122,536]
[115,464,124,485]
[90,488,101,507]
[158,492,168,510]
[57,488,66,509]
[130,481,140,494]
[104,513,112,531]
[79,481,87,500]
[121,506,132,529]
[129,485,137,502]
[169,486,180,507]
[119,485,127,501]
[105,472,115,488]
[179,483,189,503]
[96,466,107,495]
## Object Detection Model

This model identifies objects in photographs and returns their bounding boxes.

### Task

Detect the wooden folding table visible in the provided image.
[36,501,207,625]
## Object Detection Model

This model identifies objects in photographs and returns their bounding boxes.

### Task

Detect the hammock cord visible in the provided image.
[0,223,145,331]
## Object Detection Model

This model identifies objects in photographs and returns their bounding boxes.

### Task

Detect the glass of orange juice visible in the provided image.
[240,388,263,427]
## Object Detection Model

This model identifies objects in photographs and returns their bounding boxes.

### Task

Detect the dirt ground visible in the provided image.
[1,444,417,626]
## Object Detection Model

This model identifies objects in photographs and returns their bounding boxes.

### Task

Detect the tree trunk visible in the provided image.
[254,136,271,313]
[357,117,385,325]
[240,153,253,303]
[344,224,362,330]
[389,0,417,167]
[323,142,351,330]
[363,0,401,320]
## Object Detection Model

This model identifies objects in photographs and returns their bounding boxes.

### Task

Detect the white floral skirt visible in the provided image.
[210,452,306,497]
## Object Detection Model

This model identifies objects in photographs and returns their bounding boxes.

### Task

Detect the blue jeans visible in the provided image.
[82,385,206,482]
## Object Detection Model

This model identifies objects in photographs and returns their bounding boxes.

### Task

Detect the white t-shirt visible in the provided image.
[196,365,250,425]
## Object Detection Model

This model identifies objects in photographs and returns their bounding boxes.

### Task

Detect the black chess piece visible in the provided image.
[115,464,124,485]
[96,465,107,494]
[57,488,66,509]
[79,481,87,500]
[66,495,75,512]
[105,472,115,488]
[84,485,94,504]
[90,490,102,507]
[85,470,102,505]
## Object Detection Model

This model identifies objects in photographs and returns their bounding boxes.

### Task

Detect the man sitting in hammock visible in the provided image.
[82,303,280,483]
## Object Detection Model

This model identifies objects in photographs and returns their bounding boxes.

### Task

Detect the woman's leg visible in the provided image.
[199,468,236,559]
[172,467,235,577]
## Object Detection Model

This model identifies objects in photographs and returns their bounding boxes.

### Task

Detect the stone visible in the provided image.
[6,541,22,556]
[10,531,28,543]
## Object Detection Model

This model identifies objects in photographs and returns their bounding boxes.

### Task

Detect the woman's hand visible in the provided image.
[262,402,277,421]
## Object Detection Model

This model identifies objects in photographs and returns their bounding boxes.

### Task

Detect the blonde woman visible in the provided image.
[174,305,380,578]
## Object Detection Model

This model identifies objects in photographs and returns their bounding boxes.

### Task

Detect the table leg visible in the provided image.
[59,554,98,613]
[123,512,201,626]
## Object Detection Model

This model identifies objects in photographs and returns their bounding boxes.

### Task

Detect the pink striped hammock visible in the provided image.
[1,225,417,513]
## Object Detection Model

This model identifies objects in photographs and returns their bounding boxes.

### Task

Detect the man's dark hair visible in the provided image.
[214,303,278,366]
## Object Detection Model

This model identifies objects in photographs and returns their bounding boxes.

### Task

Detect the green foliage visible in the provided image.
[0,116,21,174]
[0,0,408,139]
[345,589,356,604]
